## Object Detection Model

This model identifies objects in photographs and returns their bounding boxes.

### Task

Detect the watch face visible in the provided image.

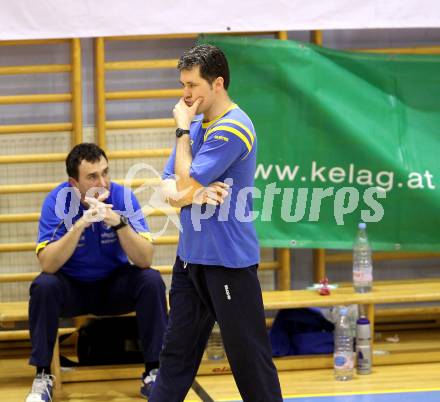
[120,215,128,225]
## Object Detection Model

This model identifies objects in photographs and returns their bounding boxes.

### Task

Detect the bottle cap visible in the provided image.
[358,222,366,230]
[339,307,348,315]
[357,316,370,325]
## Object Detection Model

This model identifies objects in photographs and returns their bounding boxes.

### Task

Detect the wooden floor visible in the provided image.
[0,355,201,401]
[195,362,440,401]
[2,352,440,401]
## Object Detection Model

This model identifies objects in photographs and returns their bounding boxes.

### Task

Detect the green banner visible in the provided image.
[200,36,440,251]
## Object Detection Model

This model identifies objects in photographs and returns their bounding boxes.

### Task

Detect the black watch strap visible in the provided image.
[176,128,190,137]
[113,215,128,231]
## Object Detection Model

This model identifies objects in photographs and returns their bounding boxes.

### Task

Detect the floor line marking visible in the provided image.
[214,387,440,402]
[282,387,440,398]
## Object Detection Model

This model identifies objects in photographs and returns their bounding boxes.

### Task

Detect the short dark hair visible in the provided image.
[66,143,108,180]
[177,44,230,89]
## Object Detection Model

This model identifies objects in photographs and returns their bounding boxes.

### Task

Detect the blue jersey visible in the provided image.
[36,181,151,281]
[163,104,260,268]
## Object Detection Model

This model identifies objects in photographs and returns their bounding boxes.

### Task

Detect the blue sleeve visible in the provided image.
[125,190,152,242]
[36,193,67,254]
[162,146,176,180]
[190,127,251,186]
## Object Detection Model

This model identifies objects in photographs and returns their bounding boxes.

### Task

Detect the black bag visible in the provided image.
[77,317,144,365]
[269,308,335,357]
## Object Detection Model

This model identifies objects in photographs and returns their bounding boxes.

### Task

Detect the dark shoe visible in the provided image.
[140,368,158,399]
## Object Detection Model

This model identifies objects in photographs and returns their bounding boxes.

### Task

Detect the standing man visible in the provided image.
[147,44,283,401]
[26,143,167,402]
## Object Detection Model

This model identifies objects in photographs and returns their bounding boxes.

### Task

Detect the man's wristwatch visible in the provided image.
[113,215,128,231]
[175,128,190,138]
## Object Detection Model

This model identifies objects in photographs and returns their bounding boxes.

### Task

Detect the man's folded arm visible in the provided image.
[37,219,87,274]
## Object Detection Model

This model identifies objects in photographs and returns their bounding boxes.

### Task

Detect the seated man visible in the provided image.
[26,143,167,402]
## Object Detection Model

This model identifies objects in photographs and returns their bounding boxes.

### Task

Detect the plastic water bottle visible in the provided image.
[356,316,372,374]
[353,222,373,293]
[334,307,354,381]
[206,322,225,360]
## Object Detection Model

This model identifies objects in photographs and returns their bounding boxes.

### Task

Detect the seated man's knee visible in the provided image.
[30,272,62,296]
[138,268,166,293]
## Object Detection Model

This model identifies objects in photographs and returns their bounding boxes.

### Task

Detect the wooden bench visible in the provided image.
[0,251,290,387]
[2,278,440,381]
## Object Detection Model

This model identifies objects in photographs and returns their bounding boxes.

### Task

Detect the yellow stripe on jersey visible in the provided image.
[213,118,255,145]
[139,232,153,242]
[205,125,252,154]
[35,240,49,254]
